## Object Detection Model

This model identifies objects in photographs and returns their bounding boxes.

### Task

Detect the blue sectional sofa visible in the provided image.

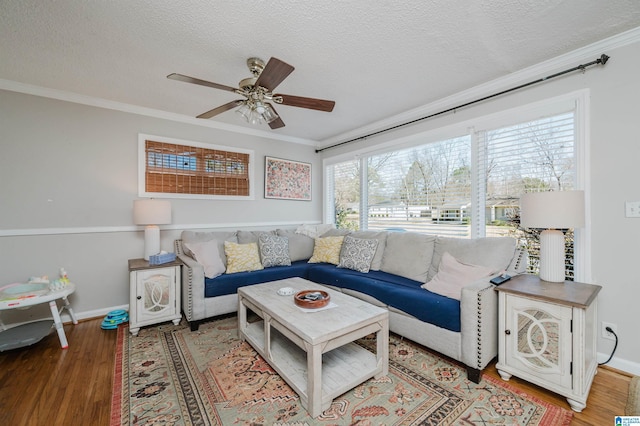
[175,227,526,382]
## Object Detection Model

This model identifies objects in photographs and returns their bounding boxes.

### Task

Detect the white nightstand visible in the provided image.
[495,274,601,412]
[128,258,182,336]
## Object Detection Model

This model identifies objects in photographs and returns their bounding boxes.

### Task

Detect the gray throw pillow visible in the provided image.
[350,231,387,270]
[181,230,238,266]
[258,234,291,267]
[380,232,436,282]
[276,229,315,261]
[338,235,379,273]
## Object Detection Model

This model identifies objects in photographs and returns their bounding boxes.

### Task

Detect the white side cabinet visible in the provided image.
[495,274,601,412]
[128,258,182,336]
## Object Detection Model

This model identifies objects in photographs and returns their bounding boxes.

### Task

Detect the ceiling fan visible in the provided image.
[168,57,335,129]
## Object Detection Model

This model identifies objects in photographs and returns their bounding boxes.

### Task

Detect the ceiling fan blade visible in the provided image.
[197,100,244,119]
[266,103,285,129]
[276,94,335,112]
[254,58,294,91]
[167,73,237,93]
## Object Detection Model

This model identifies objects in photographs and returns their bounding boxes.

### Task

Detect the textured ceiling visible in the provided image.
[1,0,639,144]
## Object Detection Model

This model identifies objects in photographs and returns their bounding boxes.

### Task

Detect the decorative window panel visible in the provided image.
[138,134,254,200]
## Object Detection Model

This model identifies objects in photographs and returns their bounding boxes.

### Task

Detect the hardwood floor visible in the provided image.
[0,317,632,425]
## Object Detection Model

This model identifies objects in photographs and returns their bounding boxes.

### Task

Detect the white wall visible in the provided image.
[320,39,640,374]
[0,90,323,323]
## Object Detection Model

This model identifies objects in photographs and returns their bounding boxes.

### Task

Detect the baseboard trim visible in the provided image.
[598,351,640,376]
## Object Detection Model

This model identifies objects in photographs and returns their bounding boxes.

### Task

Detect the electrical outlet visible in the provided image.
[602,321,617,341]
[626,201,640,217]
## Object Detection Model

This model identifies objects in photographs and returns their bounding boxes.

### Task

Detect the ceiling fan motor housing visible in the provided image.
[246,57,265,76]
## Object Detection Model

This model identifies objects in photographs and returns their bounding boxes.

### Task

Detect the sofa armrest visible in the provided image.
[175,240,206,323]
[460,278,499,372]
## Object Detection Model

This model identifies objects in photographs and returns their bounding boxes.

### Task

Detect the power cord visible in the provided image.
[598,326,618,365]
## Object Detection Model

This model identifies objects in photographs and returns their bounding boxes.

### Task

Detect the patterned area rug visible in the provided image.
[111,316,573,425]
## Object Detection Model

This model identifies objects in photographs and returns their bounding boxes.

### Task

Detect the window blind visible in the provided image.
[365,136,472,236]
[329,159,361,230]
[476,111,576,276]
[144,140,250,196]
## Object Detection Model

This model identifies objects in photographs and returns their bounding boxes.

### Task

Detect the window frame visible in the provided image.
[138,134,255,200]
[323,90,590,282]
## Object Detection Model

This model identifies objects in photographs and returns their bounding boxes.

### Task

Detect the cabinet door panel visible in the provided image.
[505,296,572,390]
[136,268,177,321]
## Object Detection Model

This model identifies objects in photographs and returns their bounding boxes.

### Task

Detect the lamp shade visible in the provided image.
[133,199,172,225]
[520,190,585,229]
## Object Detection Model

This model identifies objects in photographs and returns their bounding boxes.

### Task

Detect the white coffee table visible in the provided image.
[238,277,389,417]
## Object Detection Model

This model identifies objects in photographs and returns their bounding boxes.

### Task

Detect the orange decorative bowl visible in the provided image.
[294,290,330,309]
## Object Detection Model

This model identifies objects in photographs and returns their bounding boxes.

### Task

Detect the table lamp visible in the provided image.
[520,190,585,282]
[133,199,172,260]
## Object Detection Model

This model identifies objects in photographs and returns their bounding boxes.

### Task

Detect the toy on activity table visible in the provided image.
[49,268,70,291]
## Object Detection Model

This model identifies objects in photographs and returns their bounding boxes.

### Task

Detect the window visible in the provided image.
[326,94,586,279]
[138,134,254,200]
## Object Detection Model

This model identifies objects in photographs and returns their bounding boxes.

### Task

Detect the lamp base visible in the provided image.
[143,225,160,261]
[539,229,566,283]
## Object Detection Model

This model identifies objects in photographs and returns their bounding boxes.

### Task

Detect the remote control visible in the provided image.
[490,273,511,285]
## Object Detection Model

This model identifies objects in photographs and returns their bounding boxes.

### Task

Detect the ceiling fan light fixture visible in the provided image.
[249,109,263,125]
[254,100,266,114]
[235,102,252,121]
[262,103,279,123]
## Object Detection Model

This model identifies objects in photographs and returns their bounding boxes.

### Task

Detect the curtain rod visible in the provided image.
[316,53,610,153]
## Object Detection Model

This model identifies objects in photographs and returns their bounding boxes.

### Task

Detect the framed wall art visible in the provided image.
[264,156,311,201]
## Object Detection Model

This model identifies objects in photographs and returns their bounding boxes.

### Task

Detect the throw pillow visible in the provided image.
[224,241,264,274]
[422,252,496,300]
[380,232,436,282]
[338,235,379,273]
[276,229,315,261]
[427,236,516,281]
[308,236,345,265]
[181,230,237,266]
[258,234,291,267]
[183,240,226,279]
[350,231,387,270]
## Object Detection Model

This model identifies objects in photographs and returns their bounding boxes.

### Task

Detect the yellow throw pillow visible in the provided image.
[224,241,264,274]
[308,236,345,265]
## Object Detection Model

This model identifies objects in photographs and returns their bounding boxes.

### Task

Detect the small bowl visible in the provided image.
[294,290,330,309]
[277,287,295,296]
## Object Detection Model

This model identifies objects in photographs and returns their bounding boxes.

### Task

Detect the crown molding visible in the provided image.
[318,26,640,150]
[0,79,317,146]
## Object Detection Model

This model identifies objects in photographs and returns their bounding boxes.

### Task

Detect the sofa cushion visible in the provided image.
[259,234,291,267]
[237,230,275,244]
[428,236,516,281]
[181,230,237,266]
[276,229,315,261]
[380,232,436,282]
[422,252,496,300]
[321,228,351,237]
[338,235,379,273]
[308,236,344,265]
[350,231,388,270]
[307,263,461,332]
[295,223,335,238]
[224,241,264,274]
[183,240,225,279]
[205,260,310,298]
